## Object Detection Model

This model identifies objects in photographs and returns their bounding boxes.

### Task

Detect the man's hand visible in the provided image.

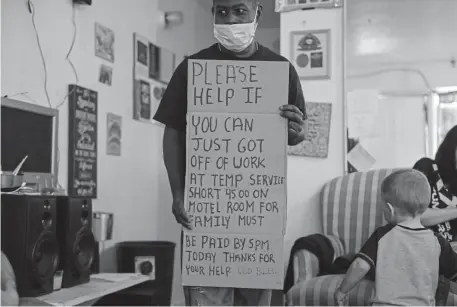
[172,198,192,230]
[334,289,349,306]
[279,105,306,145]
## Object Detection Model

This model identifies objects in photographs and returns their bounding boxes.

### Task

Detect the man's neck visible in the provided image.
[219,41,258,58]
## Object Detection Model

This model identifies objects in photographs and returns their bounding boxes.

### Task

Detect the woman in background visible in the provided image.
[413,126,457,305]
[413,125,457,247]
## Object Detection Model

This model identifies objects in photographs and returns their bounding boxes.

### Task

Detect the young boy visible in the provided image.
[335,169,457,306]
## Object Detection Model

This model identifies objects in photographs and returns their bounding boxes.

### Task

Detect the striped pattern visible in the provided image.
[321,169,397,254]
[292,234,345,284]
[289,169,397,305]
[293,250,319,284]
[286,275,374,306]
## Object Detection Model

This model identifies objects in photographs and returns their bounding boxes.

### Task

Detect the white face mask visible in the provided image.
[213,8,258,53]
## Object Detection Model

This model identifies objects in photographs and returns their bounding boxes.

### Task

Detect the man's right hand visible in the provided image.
[172,198,192,230]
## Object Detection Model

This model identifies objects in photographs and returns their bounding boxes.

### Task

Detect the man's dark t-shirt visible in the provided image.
[153,43,306,131]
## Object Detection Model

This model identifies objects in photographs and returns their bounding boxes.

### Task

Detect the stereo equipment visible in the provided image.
[90,241,100,274]
[1,195,59,297]
[135,256,155,280]
[56,196,96,288]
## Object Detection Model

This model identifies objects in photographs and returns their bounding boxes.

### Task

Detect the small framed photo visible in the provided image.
[106,113,122,156]
[133,79,151,121]
[94,23,115,63]
[290,29,331,80]
[148,43,160,79]
[98,64,113,86]
[133,33,149,79]
[276,0,342,13]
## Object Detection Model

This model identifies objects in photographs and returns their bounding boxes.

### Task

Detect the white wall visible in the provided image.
[278,0,457,256]
[1,0,212,304]
[346,0,457,168]
[256,28,280,53]
[280,8,345,260]
[155,0,213,304]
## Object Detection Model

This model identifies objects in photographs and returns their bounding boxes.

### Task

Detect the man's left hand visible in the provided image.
[279,105,306,145]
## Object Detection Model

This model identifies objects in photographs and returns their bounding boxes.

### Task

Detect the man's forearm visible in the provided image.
[339,258,371,294]
[163,127,186,201]
[421,208,457,227]
[288,132,305,146]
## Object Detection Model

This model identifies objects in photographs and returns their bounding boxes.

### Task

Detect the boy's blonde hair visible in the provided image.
[381,169,431,217]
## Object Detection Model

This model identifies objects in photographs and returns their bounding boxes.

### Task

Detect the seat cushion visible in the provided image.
[287,275,374,306]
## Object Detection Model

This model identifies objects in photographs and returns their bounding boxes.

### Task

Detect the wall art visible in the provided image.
[98,64,112,86]
[288,102,332,158]
[290,29,331,80]
[106,113,122,156]
[95,23,115,62]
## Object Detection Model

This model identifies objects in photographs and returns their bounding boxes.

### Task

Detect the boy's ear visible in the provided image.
[386,202,395,216]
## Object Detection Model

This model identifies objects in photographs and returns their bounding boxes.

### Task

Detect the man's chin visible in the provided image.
[219,41,256,54]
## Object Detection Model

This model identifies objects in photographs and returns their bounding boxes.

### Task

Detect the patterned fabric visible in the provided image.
[292,234,344,284]
[184,286,271,306]
[321,169,397,254]
[286,275,374,306]
[289,169,397,305]
[293,250,319,284]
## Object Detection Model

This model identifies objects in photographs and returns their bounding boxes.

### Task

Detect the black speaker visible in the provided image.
[1,195,59,297]
[90,241,100,274]
[56,196,96,288]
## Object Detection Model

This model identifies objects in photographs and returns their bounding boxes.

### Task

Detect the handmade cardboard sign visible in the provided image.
[183,60,289,289]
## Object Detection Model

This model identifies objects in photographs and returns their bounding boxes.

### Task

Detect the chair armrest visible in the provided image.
[292,249,319,284]
[292,234,345,284]
[326,234,345,259]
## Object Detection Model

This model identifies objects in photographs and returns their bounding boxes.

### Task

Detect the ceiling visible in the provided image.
[346,0,457,67]
[195,0,280,29]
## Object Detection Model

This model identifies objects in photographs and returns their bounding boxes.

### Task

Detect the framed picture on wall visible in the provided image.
[133,79,151,121]
[290,29,331,80]
[276,0,343,13]
[148,43,160,79]
[94,23,115,62]
[150,79,167,125]
[133,33,150,79]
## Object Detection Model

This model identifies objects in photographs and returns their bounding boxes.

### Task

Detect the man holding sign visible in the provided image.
[154,0,306,305]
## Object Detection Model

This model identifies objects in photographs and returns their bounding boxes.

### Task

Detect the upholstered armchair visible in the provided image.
[286,169,391,306]
[285,168,457,306]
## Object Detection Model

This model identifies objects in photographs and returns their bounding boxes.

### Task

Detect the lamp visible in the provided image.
[158,10,184,29]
